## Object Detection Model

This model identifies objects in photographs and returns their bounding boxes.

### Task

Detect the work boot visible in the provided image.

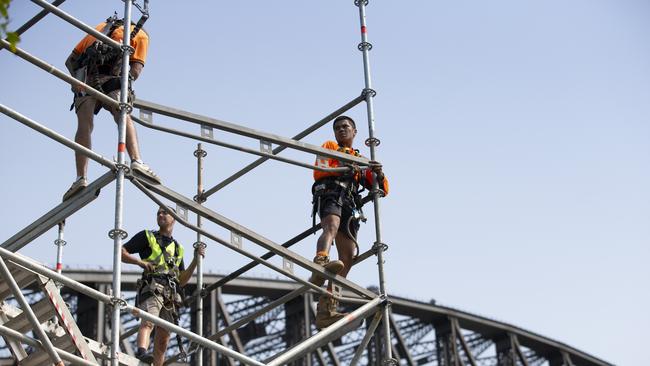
[135,347,153,363]
[131,160,161,184]
[315,296,347,330]
[308,255,344,287]
[62,177,88,201]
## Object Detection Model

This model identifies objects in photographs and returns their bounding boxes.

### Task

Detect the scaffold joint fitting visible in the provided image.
[114,162,131,175]
[193,193,207,203]
[193,148,207,158]
[110,296,128,309]
[193,241,207,250]
[354,0,369,7]
[365,137,381,147]
[382,358,399,366]
[373,241,389,254]
[362,88,377,98]
[118,102,133,114]
[108,228,128,240]
[54,239,67,246]
[358,41,373,51]
[120,44,135,55]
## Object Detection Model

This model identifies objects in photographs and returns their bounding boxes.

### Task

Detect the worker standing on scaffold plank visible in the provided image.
[310,115,389,329]
[62,13,160,201]
[121,207,205,365]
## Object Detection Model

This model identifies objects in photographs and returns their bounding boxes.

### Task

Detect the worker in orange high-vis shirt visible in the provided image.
[310,115,389,329]
[62,14,160,201]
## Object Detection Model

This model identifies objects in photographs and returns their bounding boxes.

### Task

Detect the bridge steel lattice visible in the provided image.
[0,270,614,366]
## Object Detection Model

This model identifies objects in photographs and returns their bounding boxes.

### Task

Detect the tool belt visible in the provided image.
[311,177,363,226]
[136,274,183,309]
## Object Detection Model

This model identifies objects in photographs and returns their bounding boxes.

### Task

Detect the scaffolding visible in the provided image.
[0,1,396,365]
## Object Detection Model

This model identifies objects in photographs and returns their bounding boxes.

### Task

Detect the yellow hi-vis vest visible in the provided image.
[143,230,184,278]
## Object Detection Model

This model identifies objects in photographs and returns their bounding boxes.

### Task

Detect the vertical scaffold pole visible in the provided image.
[109,1,133,365]
[355,0,394,363]
[54,222,66,274]
[194,143,208,366]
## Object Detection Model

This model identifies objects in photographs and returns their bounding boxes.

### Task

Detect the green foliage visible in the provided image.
[1,0,19,52]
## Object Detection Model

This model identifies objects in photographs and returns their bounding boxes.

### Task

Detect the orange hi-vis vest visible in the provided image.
[313,141,389,195]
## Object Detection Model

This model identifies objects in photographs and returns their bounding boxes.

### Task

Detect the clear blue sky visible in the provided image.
[1,1,648,365]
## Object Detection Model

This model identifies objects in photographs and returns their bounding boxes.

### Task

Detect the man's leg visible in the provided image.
[310,213,345,286]
[108,93,160,183]
[152,326,171,366]
[74,100,95,177]
[62,99,95,201]
[334,231,356,279]
[136,319,154,352]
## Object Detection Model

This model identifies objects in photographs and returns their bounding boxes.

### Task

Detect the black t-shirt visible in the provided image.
[123,230,185,271]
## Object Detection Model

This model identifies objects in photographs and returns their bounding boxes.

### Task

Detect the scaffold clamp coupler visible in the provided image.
[365,136,381,147]
[358,41,373,51]
[118,102,133,114]
[354,0,369,7]
[193,193,207,203]
[193,148,207,158]
[382,358,399,366]
[110,296,128,309]
[362,88,377,98]
[114,162,131,175]
[54,239,67,246]
[120,44,135,55]
[193,241,207,250]
[108,228,128,240]
[372,241,389,254]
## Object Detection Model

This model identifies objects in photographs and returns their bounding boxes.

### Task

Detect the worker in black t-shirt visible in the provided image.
[121,207,205,365]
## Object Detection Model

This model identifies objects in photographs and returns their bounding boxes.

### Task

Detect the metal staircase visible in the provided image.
[0,258,141,365]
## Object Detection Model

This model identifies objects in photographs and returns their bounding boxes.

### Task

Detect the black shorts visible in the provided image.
[318,195,360,239]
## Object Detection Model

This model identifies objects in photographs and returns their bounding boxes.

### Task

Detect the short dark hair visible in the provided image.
[157,206,176,214]
[333,115,356,130]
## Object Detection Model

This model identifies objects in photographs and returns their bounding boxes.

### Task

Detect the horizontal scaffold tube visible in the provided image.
[0,104,116,170]
[0,39,119,109]
[0,249,265,366]
[30,0,122,49]
[133,98,372,166]
[202,94,366,197]
[132,115,350,174]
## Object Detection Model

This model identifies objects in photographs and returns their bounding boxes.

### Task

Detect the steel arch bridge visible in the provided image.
[0,269,612,366]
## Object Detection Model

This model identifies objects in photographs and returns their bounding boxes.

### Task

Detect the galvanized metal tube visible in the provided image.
[0,40,120,108]
[350,312,383,366]
[267,296,383,366]
[195,143,206,366]
[0,104,116,169]
[132,115,351,174]
[109,2,132,365]
[0,325,95,366]
[202,95,365,197]
[0,256,63,366]
[0,0,66,56]
[133,98,371,166]
[356,0,393,361]
[54,222,65,274]
[29,0,121,49]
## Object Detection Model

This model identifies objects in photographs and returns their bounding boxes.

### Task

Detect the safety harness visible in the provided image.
[69,7,149,111]
[311,147,367,256]
[135,230,187,357]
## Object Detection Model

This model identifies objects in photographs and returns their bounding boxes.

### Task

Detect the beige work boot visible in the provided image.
[315,296,347,330]
[308,255,344,287]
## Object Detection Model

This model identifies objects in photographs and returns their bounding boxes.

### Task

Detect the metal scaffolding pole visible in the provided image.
[0,0,66,56]
[194,143,207,366]
[355,0,395,363]
[54,222,66,274]
[109,1,132,364]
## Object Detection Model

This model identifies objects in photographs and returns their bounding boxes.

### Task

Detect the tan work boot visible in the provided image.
[315,296,347,330]
[308,255,344,287]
